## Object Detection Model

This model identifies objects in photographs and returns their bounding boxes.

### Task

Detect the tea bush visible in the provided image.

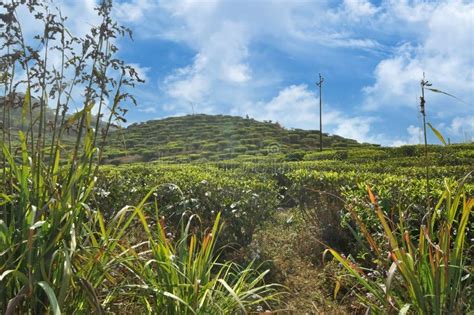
[94,164,280,248]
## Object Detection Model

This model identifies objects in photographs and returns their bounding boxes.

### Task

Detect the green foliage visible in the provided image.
[334,150,348,160]
[94,164,280,248]
[328,178,473,314]
[2,2,472,313]
[285,151,306,161]
[131,211,282,314]
[104,114,372,163]
[0,1,140,312]
[0,2,283,314]
[392,145,419,157]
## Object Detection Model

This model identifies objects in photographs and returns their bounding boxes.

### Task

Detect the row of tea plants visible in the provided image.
[0,2,280,313]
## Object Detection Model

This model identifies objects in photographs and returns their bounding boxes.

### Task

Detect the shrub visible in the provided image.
[94,164,280,248]
[392,145,419,157]
[131,211,282,314]
[285,151,306,161]
[334,150,348,160]
[328,177,473,313]
[0,2,283,313]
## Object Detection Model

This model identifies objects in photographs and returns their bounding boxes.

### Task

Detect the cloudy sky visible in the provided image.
[52,1,474,145]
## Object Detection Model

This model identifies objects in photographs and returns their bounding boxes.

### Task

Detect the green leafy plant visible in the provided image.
[0,3,283,314]
[126,208,282,314]
[0,1,139,313]
[328,175,473,314]
[94,164,279,248]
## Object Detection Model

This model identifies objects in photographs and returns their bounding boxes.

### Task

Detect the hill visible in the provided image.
[104,114,377,163]
[0,94,114,145]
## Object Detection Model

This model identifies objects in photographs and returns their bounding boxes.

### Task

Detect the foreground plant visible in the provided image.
[0,2,282,313]
[328,174,473,314]
[0,1,139,313]
[125,206,282,314]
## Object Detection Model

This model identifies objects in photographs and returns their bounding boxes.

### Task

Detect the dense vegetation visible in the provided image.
[1,1,472,314]
[104,114,376,163]
[92,145,473,312]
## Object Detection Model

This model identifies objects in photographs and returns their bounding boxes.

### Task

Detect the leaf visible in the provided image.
[37,281,61,315]
[334,277,341,300]
[0,193,12,206]
[30,220,46,230]
[22,87,30,123]
[218,279,245,312]
[385,262,397,295]
[326,248,385,303]
[5,285,28,315]
[64,102,94,128]
[367,185,377,205]
[427,123,447,146]
[77,278,104,314]
[0,270,28,284]
[399,304,411,315]
[0,72,7,83]
[163,291,196,314]
[426,88,467,104]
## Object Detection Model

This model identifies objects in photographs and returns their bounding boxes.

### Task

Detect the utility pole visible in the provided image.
[420,73,432,211]
[316,73,324,152]
[420,73,431,155]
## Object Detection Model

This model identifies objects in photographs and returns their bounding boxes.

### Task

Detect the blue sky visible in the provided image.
[58,1,474,145]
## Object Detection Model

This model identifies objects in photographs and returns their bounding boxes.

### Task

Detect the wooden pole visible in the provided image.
[316,74,324,151]
[420,73,431,211]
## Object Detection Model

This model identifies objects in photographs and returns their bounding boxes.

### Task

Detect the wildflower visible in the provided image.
[97,188,110,198]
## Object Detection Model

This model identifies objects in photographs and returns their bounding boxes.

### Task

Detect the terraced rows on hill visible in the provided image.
[104,114,376,163]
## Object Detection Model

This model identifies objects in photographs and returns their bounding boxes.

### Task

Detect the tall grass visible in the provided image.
[0,1,138,312]
[0,2,281,313]
[328,174,473,314]
[128,209,282,314]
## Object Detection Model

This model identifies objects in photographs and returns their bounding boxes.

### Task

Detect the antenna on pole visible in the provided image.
[191,103,195,115]
[316,73,324,152]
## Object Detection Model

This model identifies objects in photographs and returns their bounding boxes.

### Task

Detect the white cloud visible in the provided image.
[385,0,437,23]
[164,54,211,103]
[447,116,474,142]
[114,0,155,22]
[32,0,470,145]
[235,84,387,144]
[121,0,386,111]
[159,11,254,107]
[138,106,158,113]
[343,0,379,18]
[390,125,423,146]
[252,85,319,128]
[59,0,100,37]
[363,1,474,116]
[330,114,377,143]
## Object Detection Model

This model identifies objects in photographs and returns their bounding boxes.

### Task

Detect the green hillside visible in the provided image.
[0,94,114,146]
[104,114,376,163]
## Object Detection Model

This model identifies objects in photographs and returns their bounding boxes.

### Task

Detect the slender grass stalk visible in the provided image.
[328,175,473,314]
[0,1,139,312]
[0,2,282,314]
[130,205,283,314]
